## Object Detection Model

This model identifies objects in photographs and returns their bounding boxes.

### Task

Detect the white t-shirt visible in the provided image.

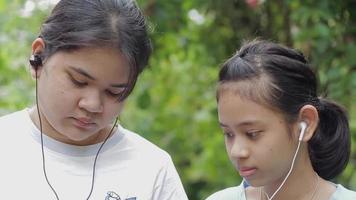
[205,181,356,200]
[0,109,188,200]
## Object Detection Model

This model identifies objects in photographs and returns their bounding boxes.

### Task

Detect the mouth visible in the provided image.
[72,117,96,129]
[238,167,257,177]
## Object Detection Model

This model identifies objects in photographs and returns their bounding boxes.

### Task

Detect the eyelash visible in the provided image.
[246,131,261,139]
[223,131,234,138]
[106,90,123,98]
[69,76,124,98]
[70,77,87,87]
[223,130,262,140]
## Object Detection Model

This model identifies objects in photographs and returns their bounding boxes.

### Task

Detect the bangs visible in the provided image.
[217,75,281,111]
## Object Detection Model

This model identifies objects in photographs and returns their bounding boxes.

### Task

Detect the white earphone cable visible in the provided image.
[265,140,302,200]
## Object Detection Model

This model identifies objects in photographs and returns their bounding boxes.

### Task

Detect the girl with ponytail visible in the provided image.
[206,40,356,200]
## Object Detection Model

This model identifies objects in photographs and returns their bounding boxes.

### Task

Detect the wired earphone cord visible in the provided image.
[259,128,319,200]
[35,70,119,200]
[263,139,303,200]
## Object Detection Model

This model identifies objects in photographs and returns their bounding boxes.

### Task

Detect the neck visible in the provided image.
[263,147,318,200]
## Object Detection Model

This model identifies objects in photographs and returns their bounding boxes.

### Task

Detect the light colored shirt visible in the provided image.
[0,109,188,200]
[206,181,356,200]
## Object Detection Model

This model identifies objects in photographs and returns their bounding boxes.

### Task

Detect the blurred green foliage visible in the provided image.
[0,0,355,199]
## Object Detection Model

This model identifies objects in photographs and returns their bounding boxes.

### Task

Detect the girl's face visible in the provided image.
[217,87,298,187]
[33,47,130,145]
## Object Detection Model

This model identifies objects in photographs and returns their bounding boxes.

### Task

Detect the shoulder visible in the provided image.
[118,125,172,161]
[330,184,356,200]
[0,109,27,126]
[205,185,244,200]
[0,109,32,145]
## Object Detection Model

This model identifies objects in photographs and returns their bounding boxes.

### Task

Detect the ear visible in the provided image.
[30,38,45,78]
[297,104,319,142]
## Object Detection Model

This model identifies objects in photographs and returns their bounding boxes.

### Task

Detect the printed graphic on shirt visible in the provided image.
[105,191,137,200]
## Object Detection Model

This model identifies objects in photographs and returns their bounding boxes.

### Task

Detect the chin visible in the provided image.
[243,177,266,187]
[245,180,261,187]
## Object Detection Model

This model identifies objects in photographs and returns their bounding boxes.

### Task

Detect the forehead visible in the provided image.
[217,90,286,127]
[217,77,270,103]
[46,47,130,81]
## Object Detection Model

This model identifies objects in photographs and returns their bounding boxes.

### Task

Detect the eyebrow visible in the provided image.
[68,66,128,88]
[219,120,260,128]
[69,66,95,80]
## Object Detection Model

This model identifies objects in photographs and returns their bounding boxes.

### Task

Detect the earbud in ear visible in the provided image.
[298,121,307,141]
[29,54,43,69]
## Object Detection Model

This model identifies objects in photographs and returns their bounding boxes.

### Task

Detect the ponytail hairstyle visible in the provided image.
[217,40,350,180]
[38,0,152,101]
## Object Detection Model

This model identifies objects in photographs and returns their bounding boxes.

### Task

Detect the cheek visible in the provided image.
[224,137,233,155]
[251,138,279,166]
[50,81,77,105]
[39,77,79,116]
[262,142,294,172]
[225,143,231,158]
[102,101,124,119]
[224,142,238,168]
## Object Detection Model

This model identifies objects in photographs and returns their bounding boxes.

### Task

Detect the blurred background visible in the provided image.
[0,0,355,199]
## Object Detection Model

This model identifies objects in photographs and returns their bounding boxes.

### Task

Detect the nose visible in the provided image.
[78,90,104,113]
[229,140,250,159]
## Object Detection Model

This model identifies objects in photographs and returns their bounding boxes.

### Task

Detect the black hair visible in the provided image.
[217,40,350,180]
[38,0,152,100]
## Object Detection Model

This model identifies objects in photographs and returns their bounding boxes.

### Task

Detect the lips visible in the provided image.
[238,167,257,177]
[72,117,96,129]
[76,117,94,124]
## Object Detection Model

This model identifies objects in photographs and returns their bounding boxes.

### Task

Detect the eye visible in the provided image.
[69,75,87,87]
[246,130,261,140]
[223,131,234,138]
[106,90,123,98]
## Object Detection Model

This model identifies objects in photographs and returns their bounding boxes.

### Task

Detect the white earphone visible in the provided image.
[266,121,308,200]
[299,121,307,141]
